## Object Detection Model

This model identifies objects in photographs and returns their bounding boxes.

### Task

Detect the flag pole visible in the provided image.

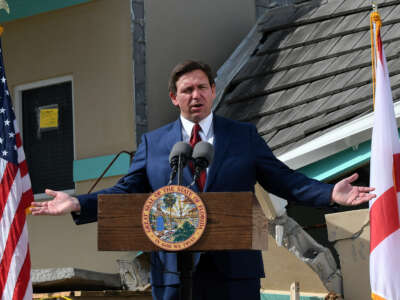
[370,2,381,109]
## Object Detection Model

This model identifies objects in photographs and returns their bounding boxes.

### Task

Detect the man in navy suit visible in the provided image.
[32,60,375,300]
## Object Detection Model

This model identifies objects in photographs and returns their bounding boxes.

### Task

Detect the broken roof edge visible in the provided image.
[278,101,400,170]
[281,101,400,182]
[277,110,374,168]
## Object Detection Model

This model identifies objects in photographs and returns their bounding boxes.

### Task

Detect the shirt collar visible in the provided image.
[180,113,213,138]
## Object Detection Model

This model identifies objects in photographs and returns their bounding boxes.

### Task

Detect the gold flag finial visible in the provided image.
[0,0,10,14]
[372,1,378,12]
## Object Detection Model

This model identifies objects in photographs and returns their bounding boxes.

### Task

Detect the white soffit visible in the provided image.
[278,101,400,170]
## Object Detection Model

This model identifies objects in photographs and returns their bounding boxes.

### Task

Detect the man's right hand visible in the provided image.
[30,189,81,216]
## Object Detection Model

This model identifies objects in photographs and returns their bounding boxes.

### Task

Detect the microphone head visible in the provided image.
[193,141,214,167]
[169,142,193,165]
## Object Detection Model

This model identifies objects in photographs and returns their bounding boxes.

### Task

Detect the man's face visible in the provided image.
[170,69,216,123]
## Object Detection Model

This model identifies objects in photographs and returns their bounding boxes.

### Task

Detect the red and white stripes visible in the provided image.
[370,11,400,300]
[0,120,33,300]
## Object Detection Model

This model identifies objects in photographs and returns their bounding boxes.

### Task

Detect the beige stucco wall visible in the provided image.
[27,177,133,273]
[4,0,135,161]
[2,0,135,273]
[145,0,256,130]
[326,209,370,300]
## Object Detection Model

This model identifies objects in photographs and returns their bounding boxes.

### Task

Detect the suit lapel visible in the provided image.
[204,116,231,191]
[165,119,182,153]
[165,119,194,187]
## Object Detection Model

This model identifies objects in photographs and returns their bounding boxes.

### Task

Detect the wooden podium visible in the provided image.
[98,192,268,251]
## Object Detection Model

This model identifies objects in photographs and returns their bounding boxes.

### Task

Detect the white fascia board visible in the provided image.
[278,101,400,170]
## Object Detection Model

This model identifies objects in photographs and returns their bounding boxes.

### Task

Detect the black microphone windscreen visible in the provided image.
[193,141,214,166]
[169,142,193,163]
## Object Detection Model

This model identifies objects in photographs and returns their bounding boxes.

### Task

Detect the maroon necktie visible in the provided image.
[190,124,206,191]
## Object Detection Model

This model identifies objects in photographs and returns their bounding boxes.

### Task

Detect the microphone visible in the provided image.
[168,142,192,185]
[190,141,214,187]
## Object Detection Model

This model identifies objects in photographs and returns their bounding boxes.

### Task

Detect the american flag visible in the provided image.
[0,36,33,299]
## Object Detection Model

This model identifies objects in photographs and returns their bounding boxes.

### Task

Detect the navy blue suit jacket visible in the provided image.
[74,115,333,286]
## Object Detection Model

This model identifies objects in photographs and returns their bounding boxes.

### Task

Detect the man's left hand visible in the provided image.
[331,173,376,206]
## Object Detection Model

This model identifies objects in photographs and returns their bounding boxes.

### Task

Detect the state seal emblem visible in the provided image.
[142,185,207,251]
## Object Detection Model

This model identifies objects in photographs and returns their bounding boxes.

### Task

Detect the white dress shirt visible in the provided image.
[180,113,214,145]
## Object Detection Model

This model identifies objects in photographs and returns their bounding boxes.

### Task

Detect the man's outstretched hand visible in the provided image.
[331,173,376,206]
[30,189,81,216]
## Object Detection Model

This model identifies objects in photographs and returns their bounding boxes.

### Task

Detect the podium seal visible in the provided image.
[142,185,207,251]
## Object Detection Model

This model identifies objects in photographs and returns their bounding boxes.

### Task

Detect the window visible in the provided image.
[15,77,75,197]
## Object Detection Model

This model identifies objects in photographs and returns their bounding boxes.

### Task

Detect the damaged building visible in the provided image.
[215,0,400,299]
[0,0,398,299]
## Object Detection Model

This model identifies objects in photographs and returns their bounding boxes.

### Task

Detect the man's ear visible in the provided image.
[170,92,178,106]
[211,84,216,99]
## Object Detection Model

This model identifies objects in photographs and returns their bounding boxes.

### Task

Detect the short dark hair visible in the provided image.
[168,60,215,95]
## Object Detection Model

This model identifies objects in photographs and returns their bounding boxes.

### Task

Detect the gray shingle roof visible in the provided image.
[215,0,400,156]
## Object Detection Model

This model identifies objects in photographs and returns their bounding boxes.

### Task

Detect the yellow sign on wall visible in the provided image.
[39,108,58,129]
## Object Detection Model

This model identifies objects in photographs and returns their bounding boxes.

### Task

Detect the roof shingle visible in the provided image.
[215,0,400,155]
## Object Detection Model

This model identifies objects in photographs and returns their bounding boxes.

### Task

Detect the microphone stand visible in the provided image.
[177,154,184,186]
[176,154,194,300]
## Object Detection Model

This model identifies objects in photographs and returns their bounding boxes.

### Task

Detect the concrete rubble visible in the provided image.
[269,214,343,295]
[256,187,342,294]
[32,252,151,294]
[32,267,121,293]
[117,252,151,291]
